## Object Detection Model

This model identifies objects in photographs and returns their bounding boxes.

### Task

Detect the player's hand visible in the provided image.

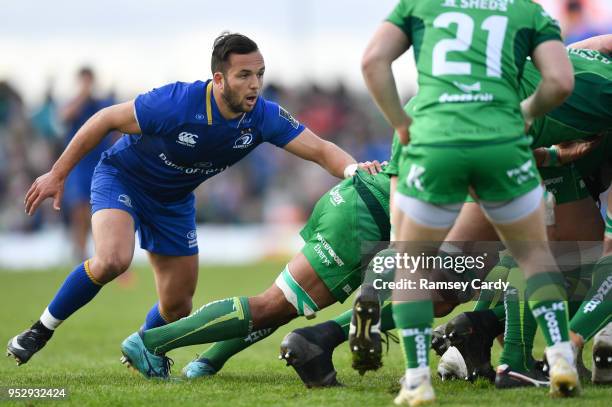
[357,160,385,175]
[24,171,65,216]
[557,136,603,165]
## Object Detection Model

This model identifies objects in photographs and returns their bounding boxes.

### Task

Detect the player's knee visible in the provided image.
[90,252,131,282]
[160,298,192,322]
[250,291,296,329]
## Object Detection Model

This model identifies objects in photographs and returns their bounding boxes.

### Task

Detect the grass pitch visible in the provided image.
[0,261,609,406]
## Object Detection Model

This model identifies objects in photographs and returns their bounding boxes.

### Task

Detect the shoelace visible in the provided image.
[382,331,399,354]
[162,356,174,375]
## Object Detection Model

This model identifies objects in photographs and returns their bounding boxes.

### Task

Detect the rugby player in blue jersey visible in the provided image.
[7,33,380,366]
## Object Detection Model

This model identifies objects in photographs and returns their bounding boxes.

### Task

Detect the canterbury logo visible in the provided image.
[177,132,198,147]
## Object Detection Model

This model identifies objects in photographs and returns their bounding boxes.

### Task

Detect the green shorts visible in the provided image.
[464,163,589,205]
[300,175,389,303]
[397,137,541,204]
[539,164,589,205]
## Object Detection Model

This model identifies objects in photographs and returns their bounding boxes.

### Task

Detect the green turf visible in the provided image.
[0,262,609,406]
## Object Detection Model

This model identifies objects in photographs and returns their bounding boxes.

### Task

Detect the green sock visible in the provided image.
[200,327,277,371]
[570,255,612,342]
[521,300,537,370]
[499,285,527,371]
[143,296,252,355]
[473,256,512,313]
[566,265,594,318]
[526,272,570,346]
[332,308,352,338]
[393,301,433,369]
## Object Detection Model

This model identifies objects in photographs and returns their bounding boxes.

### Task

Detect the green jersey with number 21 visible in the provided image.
[387,0,562,145]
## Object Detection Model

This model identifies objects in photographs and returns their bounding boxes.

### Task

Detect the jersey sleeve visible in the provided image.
[530,3,563,49]
[134,82,188,135]
[386,0,413,39]
[261,100,305,147]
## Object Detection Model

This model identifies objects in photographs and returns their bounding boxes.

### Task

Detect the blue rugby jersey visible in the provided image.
[100,80,305,202]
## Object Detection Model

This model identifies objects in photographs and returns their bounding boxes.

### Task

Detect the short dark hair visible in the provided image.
[211,32,259,74]
[78,66,95,80]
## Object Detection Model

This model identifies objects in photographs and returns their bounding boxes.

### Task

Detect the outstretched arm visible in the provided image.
[25,100,140,215]
[283,129,382,178]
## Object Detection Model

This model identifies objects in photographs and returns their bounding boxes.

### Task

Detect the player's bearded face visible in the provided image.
[221,79,249,114]
[221,51,265,114]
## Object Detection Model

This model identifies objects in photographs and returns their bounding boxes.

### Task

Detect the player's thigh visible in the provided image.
[250,253,335,329]
[89,163,139,279]
[90,209,136,281]
[287,253,337,309]
[446,202,498,241]
[149,252,198,317]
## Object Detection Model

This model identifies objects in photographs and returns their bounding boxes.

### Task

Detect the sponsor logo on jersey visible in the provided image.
[118,194,132,208]
[187,230,197,248]
[443,0,512,12]
[158,153,228,176]
[195,113,206,120]
[234,129,254,149]
[329,185,345,206]
[506,159,536,185]
[543,176,564,186]
[315,232,344,267]
[406,164,425,191]
[569,48,611,65]
[177,132,199,147]
[439,92,494,103]
[279,106,299,129]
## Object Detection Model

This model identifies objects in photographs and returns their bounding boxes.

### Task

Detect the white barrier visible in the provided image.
[0,224,304,270]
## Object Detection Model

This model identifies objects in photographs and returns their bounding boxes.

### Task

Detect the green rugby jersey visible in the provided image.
[520,49,612,148]
[387,0,561,145]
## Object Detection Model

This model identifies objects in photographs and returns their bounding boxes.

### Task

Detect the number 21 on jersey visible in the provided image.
[432,12,508,78]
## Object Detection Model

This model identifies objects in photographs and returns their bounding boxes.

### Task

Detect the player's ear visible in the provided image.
[212,71,225,89]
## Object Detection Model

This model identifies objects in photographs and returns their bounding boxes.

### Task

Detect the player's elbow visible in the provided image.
[539,73,573,109]
[361,49,386,80]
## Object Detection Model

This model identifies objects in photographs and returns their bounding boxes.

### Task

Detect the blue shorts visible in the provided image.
[90,163,198,256]
[64,164,95,208]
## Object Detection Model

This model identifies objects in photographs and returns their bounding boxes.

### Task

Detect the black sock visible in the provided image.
[465,310,504,339]
[302,321,346,350]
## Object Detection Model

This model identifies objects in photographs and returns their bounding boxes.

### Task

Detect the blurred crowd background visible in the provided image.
[0,0,611,241]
